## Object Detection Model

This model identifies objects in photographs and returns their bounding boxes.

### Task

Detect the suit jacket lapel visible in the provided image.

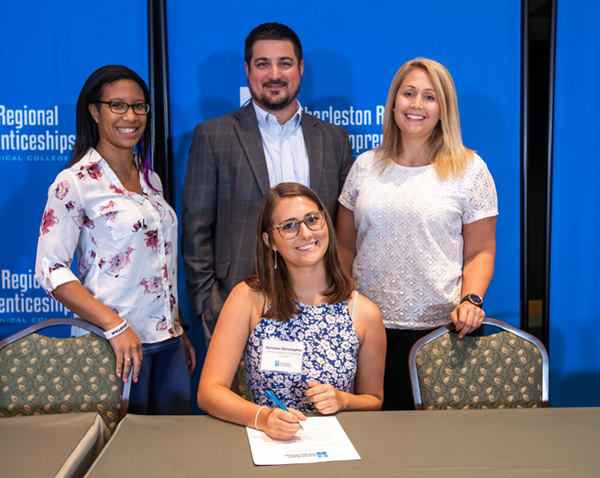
[234,102,271,196]
[301,112,323,193]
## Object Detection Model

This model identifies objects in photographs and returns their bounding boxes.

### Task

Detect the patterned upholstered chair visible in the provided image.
[0,318,131,433]
[409,318,549,410]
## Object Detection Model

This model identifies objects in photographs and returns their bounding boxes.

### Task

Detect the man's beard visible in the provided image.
[249,80,300,111]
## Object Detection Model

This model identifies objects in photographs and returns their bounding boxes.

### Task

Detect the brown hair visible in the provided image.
[378,57,474,180]
[244,22,302,65]
[246,182,353,321]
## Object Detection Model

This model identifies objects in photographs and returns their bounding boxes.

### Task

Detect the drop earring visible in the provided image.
[273,249,278,270]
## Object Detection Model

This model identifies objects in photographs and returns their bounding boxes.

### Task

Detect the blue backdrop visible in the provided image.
[166,0,521,411]
[549,0,600,406]
[2,1,523,409]
[0,1,148,337]
[167,0,522,334]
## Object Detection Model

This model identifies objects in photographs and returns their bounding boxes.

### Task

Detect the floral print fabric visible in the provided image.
[415,331,545,409]
[35,148,182,343]
[244,301,359,412]
[0,332,124,432]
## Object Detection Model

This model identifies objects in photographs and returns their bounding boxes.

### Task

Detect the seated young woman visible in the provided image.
[197,182,385,440]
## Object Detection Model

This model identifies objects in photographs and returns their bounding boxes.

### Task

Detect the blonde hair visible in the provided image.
[377,57,473,180]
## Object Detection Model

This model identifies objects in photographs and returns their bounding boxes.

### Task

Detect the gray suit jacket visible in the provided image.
[182,102,353,333]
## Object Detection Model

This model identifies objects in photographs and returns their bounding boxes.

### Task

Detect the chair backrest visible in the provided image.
[409,318,549,410]
[0,318,131,432]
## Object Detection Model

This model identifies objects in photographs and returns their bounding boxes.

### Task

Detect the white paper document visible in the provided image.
[246,416,361,465]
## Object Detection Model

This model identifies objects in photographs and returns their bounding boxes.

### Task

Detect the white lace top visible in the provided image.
[339,150,498,329]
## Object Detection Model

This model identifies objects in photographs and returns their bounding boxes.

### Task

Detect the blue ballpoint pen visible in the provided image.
[263,387,304,430]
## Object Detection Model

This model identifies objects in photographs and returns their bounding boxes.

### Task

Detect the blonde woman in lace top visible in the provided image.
[336,58,498,410]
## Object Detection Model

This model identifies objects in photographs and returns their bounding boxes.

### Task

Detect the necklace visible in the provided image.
[397,155,429,167]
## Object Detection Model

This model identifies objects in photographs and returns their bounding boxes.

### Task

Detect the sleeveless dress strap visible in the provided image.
[351,290,359,318]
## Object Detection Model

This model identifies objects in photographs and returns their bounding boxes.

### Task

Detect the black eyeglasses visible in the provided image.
[269,211,325,239]
[97,101,150,115]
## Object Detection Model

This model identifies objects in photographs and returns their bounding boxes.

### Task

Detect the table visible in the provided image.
[85,408,600,477]
[0,412,110,478]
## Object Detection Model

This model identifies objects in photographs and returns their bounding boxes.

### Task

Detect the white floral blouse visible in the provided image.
[35,148,182,343]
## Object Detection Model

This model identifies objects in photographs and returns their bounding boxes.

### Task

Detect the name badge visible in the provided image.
[260,339,304,374]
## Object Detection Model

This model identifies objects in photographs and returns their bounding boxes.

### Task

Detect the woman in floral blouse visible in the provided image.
[35,65,195,414]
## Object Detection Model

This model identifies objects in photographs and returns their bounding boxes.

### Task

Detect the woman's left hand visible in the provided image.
[450,302,485,338]
[305,382,345,414]
[181,332,196,375]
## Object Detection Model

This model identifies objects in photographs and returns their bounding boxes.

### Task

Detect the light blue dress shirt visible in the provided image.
[253,101,310,188]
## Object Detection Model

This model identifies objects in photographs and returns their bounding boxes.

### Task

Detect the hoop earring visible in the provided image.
[273,249,278,270]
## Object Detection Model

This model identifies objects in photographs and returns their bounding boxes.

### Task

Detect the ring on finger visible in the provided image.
[125,357,131,362]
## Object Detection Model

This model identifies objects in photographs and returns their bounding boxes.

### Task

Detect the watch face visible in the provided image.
[462,294,483,306]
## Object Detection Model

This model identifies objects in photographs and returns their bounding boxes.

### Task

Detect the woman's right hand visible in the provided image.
[49,282,145,383]
[260,407,306,440]
[109,327,143,383]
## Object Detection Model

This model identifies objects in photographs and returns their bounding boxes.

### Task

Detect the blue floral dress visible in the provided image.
[244,300,359,412]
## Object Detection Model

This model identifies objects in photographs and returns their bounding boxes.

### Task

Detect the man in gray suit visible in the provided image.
[182,23,353,336]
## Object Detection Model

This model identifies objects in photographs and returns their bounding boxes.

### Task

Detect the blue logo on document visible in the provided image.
[275,360,280,367]
[316,452,328,458]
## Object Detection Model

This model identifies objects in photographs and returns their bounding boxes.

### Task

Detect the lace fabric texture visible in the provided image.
[339,150,498,329]
[244,301,359,412]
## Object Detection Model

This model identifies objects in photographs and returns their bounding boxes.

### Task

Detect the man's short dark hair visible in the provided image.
[244,22,303,65]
